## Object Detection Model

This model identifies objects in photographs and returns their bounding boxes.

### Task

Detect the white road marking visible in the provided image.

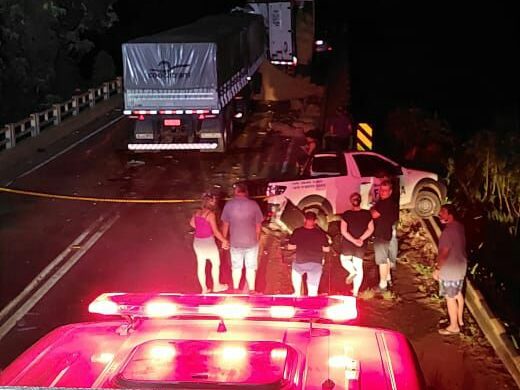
[6,115,123,187]
[0,213,119,340]
[0,216,106,322]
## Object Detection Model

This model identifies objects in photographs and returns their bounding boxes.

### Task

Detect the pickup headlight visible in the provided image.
[266,185,287,197]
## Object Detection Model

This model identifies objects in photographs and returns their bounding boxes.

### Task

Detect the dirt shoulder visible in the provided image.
[259,211,517,390]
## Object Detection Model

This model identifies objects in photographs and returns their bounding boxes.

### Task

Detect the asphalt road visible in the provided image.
[0,106,301,367]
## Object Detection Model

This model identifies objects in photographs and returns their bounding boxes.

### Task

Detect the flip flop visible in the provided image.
[438,328,460,335]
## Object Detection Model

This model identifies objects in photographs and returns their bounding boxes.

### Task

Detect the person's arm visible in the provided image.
[370,206,381,220]
[340,219,362,247]
[189,215,196,229]
[307,141,317,155]
[287,243,297,251]
[207,212,228,244]
[359,220,374,242]
[256,223,262,241]
[254,203,264,242]
[221,221,229,240]
[433,246,450,280]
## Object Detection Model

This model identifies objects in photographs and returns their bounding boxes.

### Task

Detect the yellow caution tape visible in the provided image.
[0,186,267,203]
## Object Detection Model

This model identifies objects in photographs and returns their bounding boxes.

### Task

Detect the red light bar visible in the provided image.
[164,119,181,126]
[88,293,357,322]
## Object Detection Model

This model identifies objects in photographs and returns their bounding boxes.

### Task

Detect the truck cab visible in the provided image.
[266,151,446,231]
[0,293,426,389]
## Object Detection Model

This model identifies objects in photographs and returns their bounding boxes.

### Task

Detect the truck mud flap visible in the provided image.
[280,200,305,231]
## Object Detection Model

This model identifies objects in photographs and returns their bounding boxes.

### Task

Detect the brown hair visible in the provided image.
[201,192,217,211]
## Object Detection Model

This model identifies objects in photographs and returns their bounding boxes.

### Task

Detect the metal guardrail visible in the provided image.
[0,77,122,152]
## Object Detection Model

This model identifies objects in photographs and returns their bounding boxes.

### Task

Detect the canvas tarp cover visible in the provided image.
[123,13,265,92]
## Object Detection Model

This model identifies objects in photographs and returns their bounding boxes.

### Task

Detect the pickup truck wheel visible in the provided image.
[414,190,441,218]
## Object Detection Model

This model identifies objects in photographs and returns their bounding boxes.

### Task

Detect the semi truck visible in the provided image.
[122,12,265,152]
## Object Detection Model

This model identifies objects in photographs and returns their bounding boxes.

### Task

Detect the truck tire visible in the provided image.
[413,190,441,218]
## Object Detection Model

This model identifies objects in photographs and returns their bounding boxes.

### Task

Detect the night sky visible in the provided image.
[100,0,517,139]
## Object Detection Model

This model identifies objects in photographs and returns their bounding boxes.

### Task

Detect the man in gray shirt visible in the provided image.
[433,204,468,335]
[222,182,264,293]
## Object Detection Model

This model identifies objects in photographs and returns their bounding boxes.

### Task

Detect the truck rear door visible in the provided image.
[268,2,295,64]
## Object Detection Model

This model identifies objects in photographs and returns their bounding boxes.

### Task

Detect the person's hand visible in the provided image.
[222,240,230,250]
[354,238,363,247]
[432,268,439,281]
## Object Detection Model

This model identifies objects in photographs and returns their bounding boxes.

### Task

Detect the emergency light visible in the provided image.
[88,293,357,323]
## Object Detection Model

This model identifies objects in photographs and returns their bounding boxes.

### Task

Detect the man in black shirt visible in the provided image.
[287,212,330,296]
[371,180,399,291]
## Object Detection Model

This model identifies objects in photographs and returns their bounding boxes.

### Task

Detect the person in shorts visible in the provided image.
[339,192,374,296]
[370,180,399,291]
[287,211,330,296]
[221,182,264,293]
[433,204,468,335]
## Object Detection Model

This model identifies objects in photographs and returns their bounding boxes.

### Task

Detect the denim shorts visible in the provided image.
[373,238,391,265]
[439,279,464,298]
[230,245,259,270]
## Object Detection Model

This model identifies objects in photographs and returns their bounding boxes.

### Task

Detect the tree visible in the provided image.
[384,107,454,172]
[448,130,520,236]
[0,1,117,125]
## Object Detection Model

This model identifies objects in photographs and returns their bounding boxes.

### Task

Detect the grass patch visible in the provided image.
[411,262,434,278]
[358,289,376,300]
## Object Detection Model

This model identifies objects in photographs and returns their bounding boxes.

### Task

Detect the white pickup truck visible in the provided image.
[266,151,446,231]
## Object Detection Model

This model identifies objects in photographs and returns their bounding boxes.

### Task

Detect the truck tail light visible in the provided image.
[164,119,181,126]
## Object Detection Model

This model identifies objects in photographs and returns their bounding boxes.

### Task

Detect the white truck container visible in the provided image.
[266,151,446,231]
[122,13,265,152]
[247,1,297,66]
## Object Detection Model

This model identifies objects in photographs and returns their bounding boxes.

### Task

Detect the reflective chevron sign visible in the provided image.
[356,123,373,151]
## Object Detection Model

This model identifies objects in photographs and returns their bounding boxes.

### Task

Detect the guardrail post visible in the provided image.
[103,82,110,100]
[53,104,62,125]
[88,89,96,108]
[5,123,16,149]
[72,96,80,116]
[30,113,40,136]
[116,77,123,94]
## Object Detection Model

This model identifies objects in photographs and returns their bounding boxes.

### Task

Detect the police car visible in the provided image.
[0,293,425,389]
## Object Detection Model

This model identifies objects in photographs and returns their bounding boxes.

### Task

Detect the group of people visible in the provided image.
[287,178,398,297]
[287,184,468,337]
[190,179,468,336]
[190,182,263,294]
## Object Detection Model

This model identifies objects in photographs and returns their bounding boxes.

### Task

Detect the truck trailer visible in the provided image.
[122,12,265,152]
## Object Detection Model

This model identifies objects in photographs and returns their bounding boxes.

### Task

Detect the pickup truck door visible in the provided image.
[349,153,403,207]
[309,154,360,214]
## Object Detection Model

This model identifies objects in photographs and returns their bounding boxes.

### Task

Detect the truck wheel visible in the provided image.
[414,190,441,218]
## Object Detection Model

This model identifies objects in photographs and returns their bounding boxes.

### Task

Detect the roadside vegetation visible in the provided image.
[0,1,118,125]
[384,106,520,349]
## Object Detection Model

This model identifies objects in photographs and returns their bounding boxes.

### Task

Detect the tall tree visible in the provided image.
[0,0,117,125]
[448,130,520,236]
